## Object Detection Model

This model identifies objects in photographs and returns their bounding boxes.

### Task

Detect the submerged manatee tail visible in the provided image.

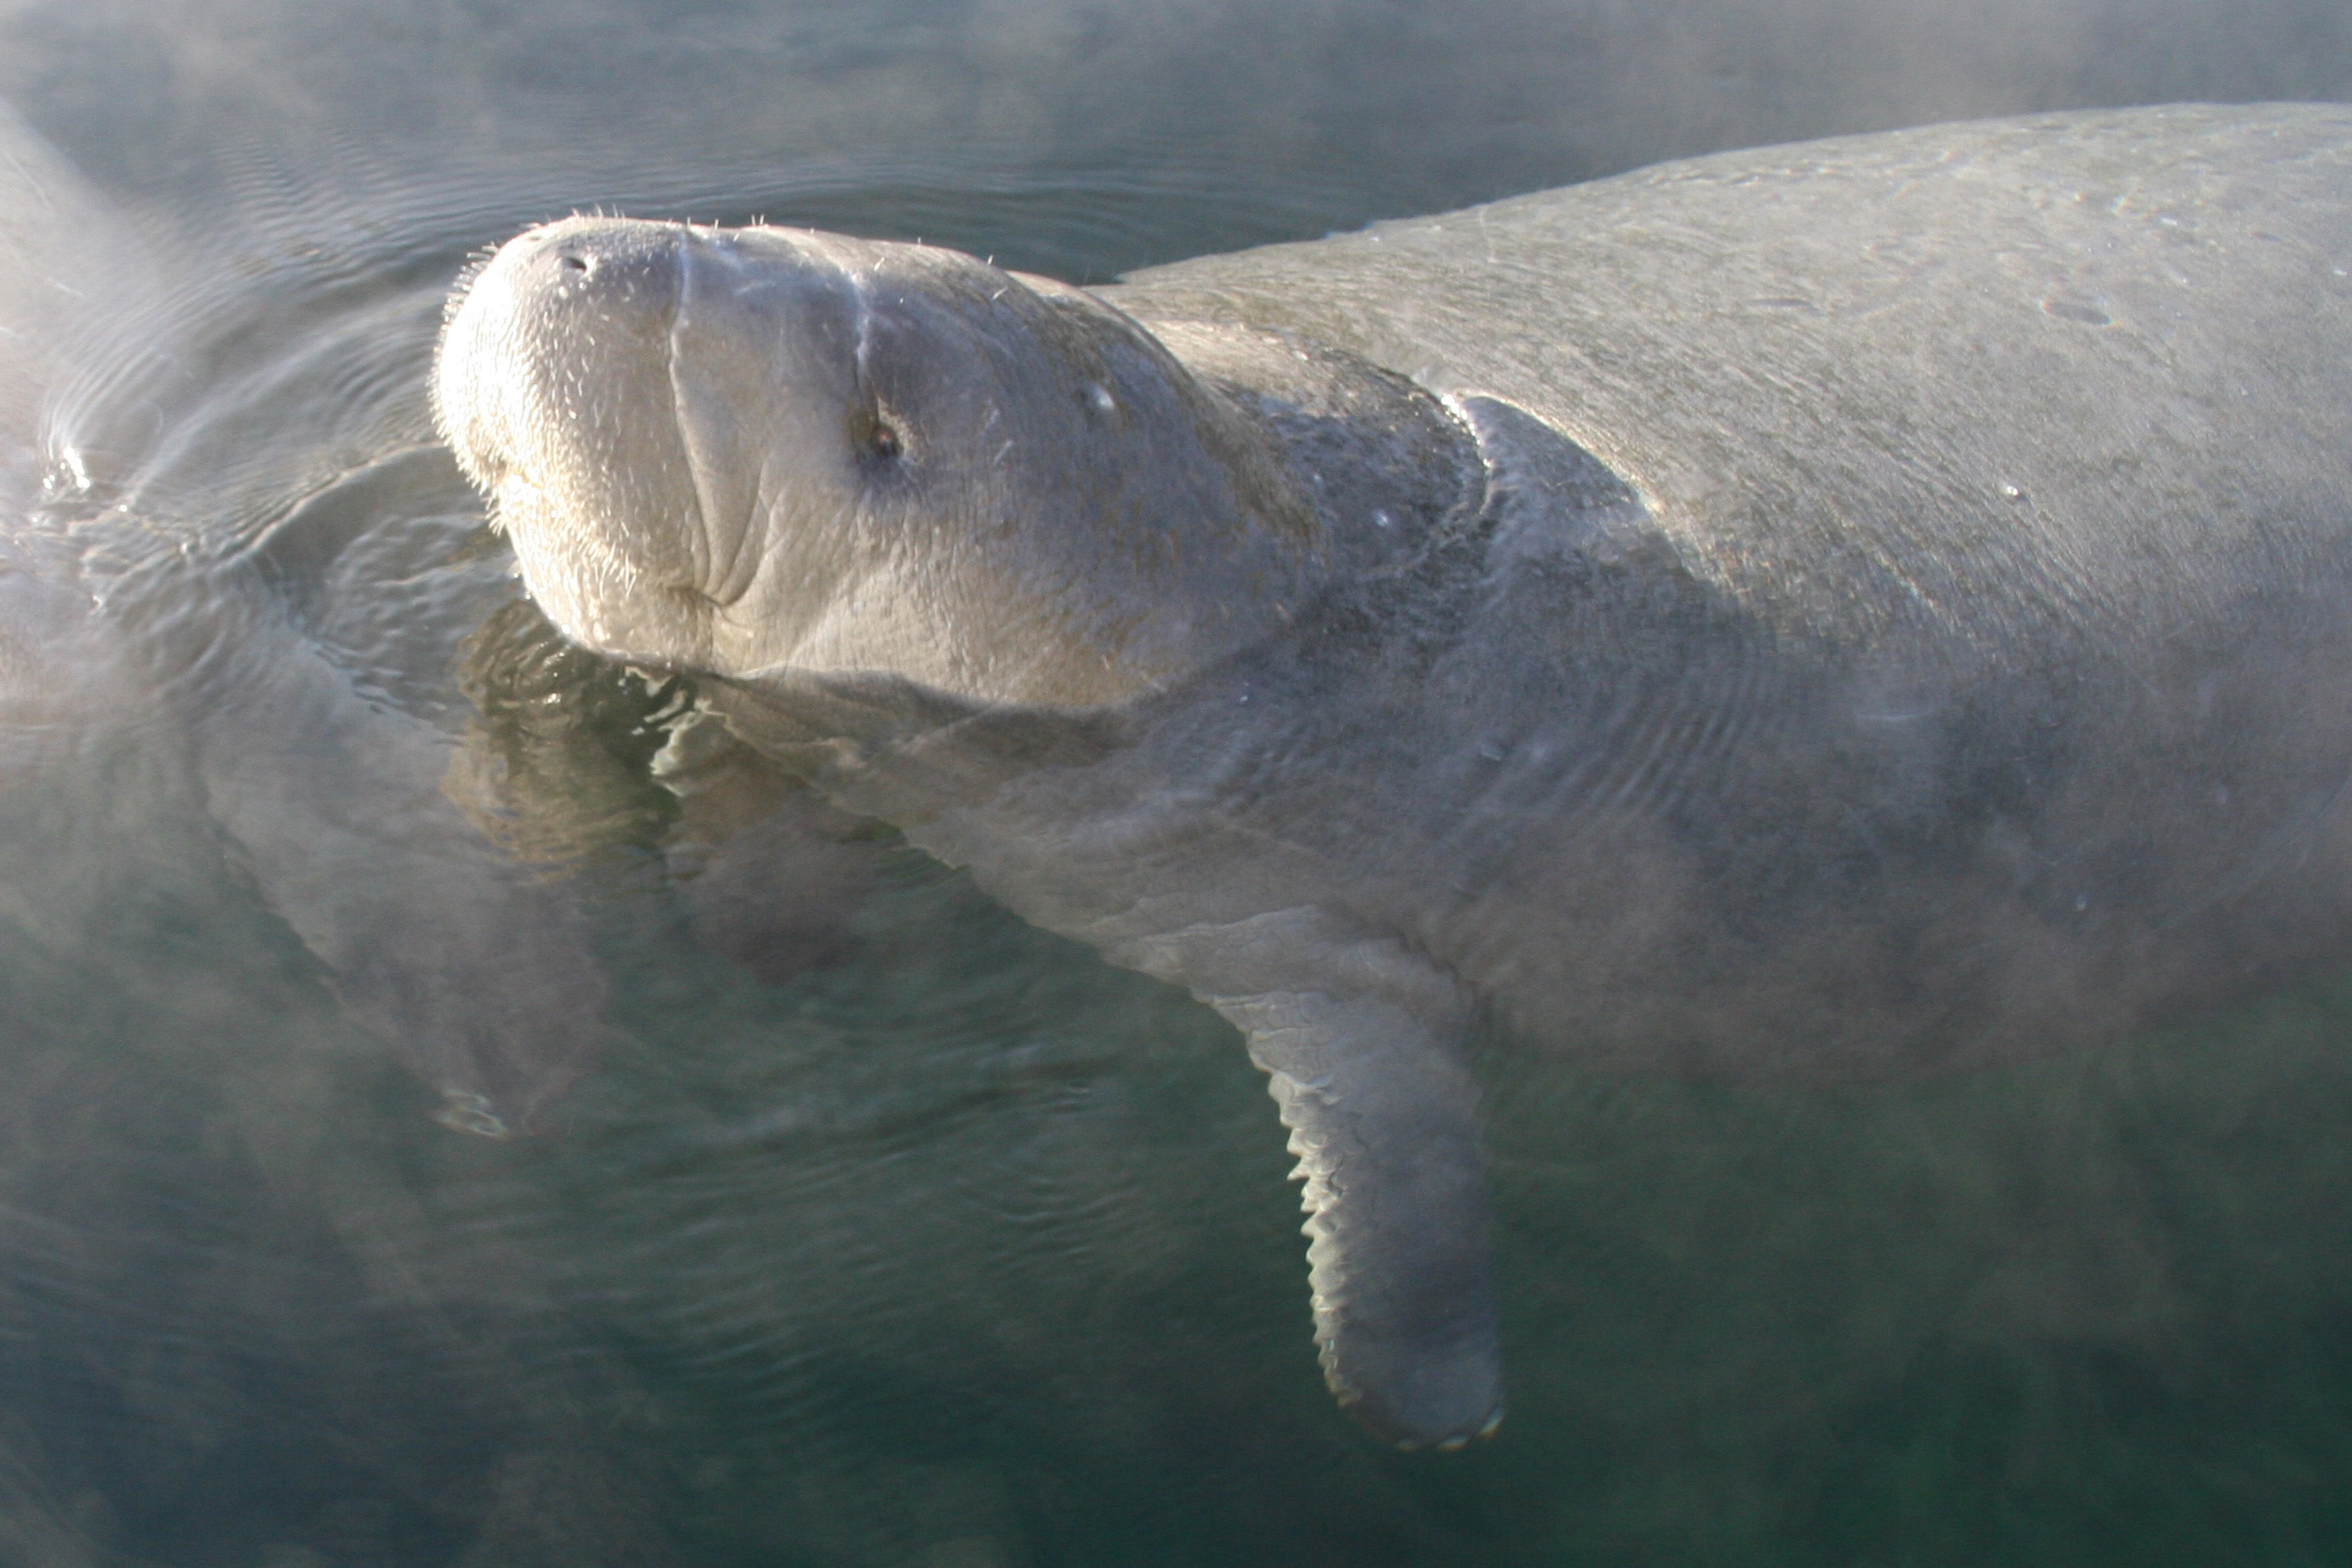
[1130,909,1504,1449]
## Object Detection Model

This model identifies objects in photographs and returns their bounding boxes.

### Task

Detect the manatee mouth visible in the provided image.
[437,214,902,675]
[434,218,750,653]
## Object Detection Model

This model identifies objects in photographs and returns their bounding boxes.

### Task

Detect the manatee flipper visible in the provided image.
[1126,909,1502,1448]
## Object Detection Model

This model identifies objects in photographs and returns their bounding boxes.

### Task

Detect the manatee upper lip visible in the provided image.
[669,224,761,612]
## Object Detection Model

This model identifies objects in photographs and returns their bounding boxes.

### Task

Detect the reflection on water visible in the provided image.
[0,0,2350,1561]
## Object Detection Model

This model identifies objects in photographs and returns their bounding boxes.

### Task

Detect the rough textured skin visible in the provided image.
[434,104,2352,1447]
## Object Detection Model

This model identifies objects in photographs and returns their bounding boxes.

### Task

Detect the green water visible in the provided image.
[2,1,2351,1563]
[11,814,2352,1563]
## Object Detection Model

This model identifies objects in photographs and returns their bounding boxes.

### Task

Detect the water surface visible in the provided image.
[1,2,2351,1563]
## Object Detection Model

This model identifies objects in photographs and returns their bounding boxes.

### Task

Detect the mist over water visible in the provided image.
[0,1,2350,1563]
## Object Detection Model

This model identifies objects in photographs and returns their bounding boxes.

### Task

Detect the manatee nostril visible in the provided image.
[558,252,591,275]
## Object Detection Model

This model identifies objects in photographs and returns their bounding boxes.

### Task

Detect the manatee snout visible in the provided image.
[437,217,691,497]
[438,216,893,673]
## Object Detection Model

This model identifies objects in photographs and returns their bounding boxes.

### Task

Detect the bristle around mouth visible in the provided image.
[440,242,503,329]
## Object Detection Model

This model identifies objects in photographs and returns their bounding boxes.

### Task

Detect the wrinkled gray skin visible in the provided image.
[436,103,2352,1447]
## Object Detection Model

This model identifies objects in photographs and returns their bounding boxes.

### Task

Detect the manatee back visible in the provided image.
[1083,105,2352,1074]
[1104,104,2352,665]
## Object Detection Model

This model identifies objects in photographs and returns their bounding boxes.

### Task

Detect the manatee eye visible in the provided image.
[850,406,903,464]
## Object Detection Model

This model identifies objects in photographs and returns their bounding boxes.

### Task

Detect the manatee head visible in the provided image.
[434,217,1318,708]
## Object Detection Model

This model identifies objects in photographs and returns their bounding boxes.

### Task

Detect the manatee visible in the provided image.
[434,103,2352,1447]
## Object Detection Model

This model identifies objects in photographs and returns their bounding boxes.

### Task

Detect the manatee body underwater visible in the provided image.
[434,103,2352,1449]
